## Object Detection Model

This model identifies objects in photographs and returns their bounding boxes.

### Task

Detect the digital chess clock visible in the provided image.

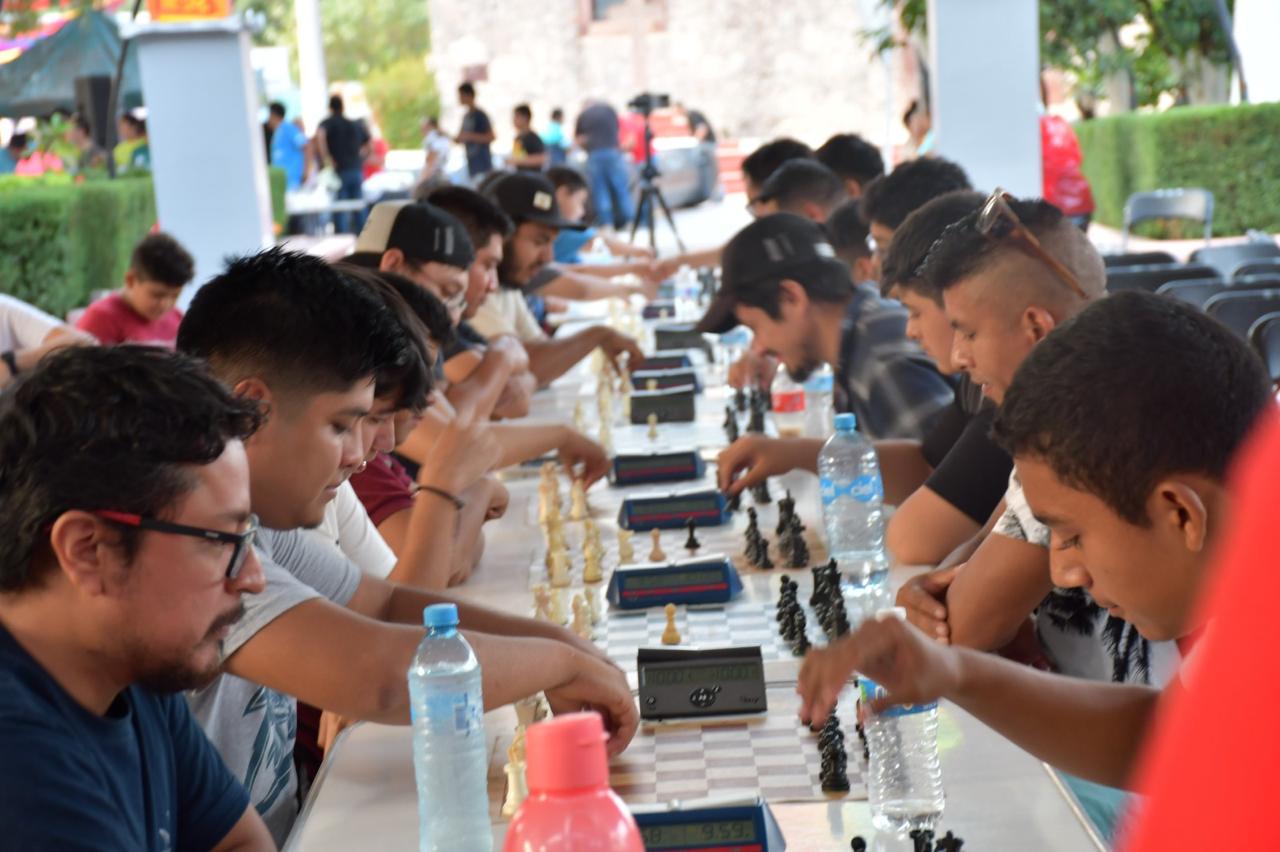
[618,487,731,529]
[611,450,705,486]
[632,795,785,852]
[630,385,697,424]
[654,323,714,358]
[633,367,703,393]
[637,646,765,718]
[606,556,742,609]
[634,351,694,372]
[642,300,677,320]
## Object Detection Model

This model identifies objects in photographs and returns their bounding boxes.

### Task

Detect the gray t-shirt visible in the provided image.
[186,527,362,847]
[574,103,620,151]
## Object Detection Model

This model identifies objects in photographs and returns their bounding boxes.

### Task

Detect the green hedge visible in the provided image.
[0,168,288,318]
[1076,103,1280,237]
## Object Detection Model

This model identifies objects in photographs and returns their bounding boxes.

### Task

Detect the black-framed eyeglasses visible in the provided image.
[975,188,1088,299]
[92,510,259,580]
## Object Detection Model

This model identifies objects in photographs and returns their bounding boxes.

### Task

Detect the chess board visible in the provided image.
[593,600,829,674]
[607,685,867,804]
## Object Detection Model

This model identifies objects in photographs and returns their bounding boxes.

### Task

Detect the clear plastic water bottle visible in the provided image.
[858,675,945,833]
[771,364,806,438]
[818,413,890,616]
[802,364,834,439]
[409,603,492,852]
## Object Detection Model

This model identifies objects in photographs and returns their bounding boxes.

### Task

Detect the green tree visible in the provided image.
[865,0,1234,109]
[363,55,438,149]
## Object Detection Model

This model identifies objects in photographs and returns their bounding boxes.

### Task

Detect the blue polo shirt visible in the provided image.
[0,623,249,851]
[270,121,308,190]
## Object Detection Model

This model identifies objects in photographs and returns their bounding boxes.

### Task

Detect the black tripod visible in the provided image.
[629,110,686,254]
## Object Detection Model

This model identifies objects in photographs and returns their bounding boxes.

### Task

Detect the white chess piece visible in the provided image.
[617,529,635,564]
[586,587,603,624]
[532,584,552,621]
[571,594,592,639]
[548,589,567,625]
[582,546,603,584]
[649,528,666,562]
[647,413,659,440]
[502,755,528,819]
[548,549,570,588]
[573,400,586,433]
[569,479,588,521]
[661,603,681,645]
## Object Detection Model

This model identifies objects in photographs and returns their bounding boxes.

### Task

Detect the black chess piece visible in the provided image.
[722,405,735,432]
[734,386,746,412]
[726,416,739,443]
[747,397,766,433]
[751,478,772,504]
[684,517,700,551]
[726,488,741,512]
[850,837,867,852]
[786,516,809,568]
[793,633,810,656]
[935,831,962,852]
[756,537,774,569]
[775,490,795,535]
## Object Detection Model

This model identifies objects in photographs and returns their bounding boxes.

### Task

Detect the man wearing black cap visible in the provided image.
[474,171,644,385]
[704,214,953,498]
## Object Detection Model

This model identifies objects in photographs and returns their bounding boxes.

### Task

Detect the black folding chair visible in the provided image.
[1204,289,1280,339]
[1248,312,1280,384]
[1122,188,1214,251]
[1102,251,1177,269]
[1106,263,1219,294]
[1232,259,1280,280]
[1155,278,1226,309]
[1189,243,1280,279]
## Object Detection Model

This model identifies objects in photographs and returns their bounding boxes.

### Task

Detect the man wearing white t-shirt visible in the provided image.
[0,294,94,389]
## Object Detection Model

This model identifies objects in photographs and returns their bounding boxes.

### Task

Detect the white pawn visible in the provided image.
[586,587,604,624]
[617,529,635,564]
[661,603,681,645]
[569,479,588,521]
[647,413,659,441]
[571,594,592,639]
[583,546,603,584]
[648,528,666,562]
[502,751,528,819]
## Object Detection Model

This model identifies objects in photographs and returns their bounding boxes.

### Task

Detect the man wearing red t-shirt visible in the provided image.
[76,232,193,347]
[797,293,1270,792]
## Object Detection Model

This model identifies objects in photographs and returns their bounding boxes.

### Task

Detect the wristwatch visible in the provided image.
[0,350,17,378]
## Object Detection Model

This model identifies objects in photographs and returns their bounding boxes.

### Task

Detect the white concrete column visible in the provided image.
[926,0,1041,197]
[1234,0,1280,103]
[128,18,274,300]
[293,0,329,131]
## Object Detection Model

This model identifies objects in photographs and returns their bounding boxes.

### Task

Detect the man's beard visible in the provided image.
[133,603,246,693]
[785,334,825,384]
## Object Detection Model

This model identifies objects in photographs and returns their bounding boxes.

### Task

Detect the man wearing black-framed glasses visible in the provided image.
[0,346,274,850]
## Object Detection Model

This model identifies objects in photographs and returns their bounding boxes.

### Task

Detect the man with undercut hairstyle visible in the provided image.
[799,291,1271,793]
[895,193,1175,690]
[815,132,884,199]
[0,346,273,850]
[876,191,1014,566]
[858,157,971,272]
[753,159,847,222]
[177,249,637,845]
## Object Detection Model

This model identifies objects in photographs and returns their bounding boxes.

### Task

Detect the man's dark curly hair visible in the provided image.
[878,190,985,301]
[0,346,263,591]
[858,156,971,230]
[992,291,1272,525]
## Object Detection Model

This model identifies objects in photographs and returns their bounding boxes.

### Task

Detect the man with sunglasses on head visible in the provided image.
[0,346,273,850]
[177,249,638,846]
[897,192,1179,690]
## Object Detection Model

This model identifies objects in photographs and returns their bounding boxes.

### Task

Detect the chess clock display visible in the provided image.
[637,646,766,719]
[606,556,743,609]
[632,795,786,851]
[642,300,678,320]
[629,385,697,423]
[633,351,694,372]
[611,450,705,486]
[618,487,731,529]
[632,367,703,393]
[653,323,714,357]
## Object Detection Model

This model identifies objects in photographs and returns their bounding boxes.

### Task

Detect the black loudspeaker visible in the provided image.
[74,75,116,151]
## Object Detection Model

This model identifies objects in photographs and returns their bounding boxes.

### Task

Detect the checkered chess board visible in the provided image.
[607,685,867,804]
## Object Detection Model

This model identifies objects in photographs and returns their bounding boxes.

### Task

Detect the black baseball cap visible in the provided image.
[695,213,849,334]
[485,171,587,231]
[354,201,476,269]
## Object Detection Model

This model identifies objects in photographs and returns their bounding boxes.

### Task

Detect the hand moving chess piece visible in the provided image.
[661,603,681,645]
[648,528,666,562]
[617,529,635,564]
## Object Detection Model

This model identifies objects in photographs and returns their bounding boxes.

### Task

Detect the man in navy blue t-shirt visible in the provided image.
[0,346,273,851]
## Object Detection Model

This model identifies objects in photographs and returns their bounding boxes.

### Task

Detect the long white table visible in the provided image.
[285,316,1109,852]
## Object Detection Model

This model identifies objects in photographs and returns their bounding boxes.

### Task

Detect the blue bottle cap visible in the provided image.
[834,412,857,432]
[423,603,459,629]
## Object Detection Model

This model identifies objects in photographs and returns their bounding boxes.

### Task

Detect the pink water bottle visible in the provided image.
[504,712,644,852]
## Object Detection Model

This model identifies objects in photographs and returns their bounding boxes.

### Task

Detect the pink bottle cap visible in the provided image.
[526,711,609,793]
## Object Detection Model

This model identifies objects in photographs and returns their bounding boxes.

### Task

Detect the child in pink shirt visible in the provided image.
[76,232,194,347]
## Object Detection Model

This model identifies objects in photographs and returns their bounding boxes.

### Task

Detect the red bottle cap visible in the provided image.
[526,711,609,793]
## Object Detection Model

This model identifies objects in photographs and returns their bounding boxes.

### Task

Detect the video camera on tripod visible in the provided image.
[627,92,670,116]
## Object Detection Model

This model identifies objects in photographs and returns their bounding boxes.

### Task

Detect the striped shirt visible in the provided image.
[833,283,954,440]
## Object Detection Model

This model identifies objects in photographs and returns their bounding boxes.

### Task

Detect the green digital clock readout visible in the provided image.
[640,819,758,845]
[641,662,764,686]
[635,497,716,513]
[622,569,725,590]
